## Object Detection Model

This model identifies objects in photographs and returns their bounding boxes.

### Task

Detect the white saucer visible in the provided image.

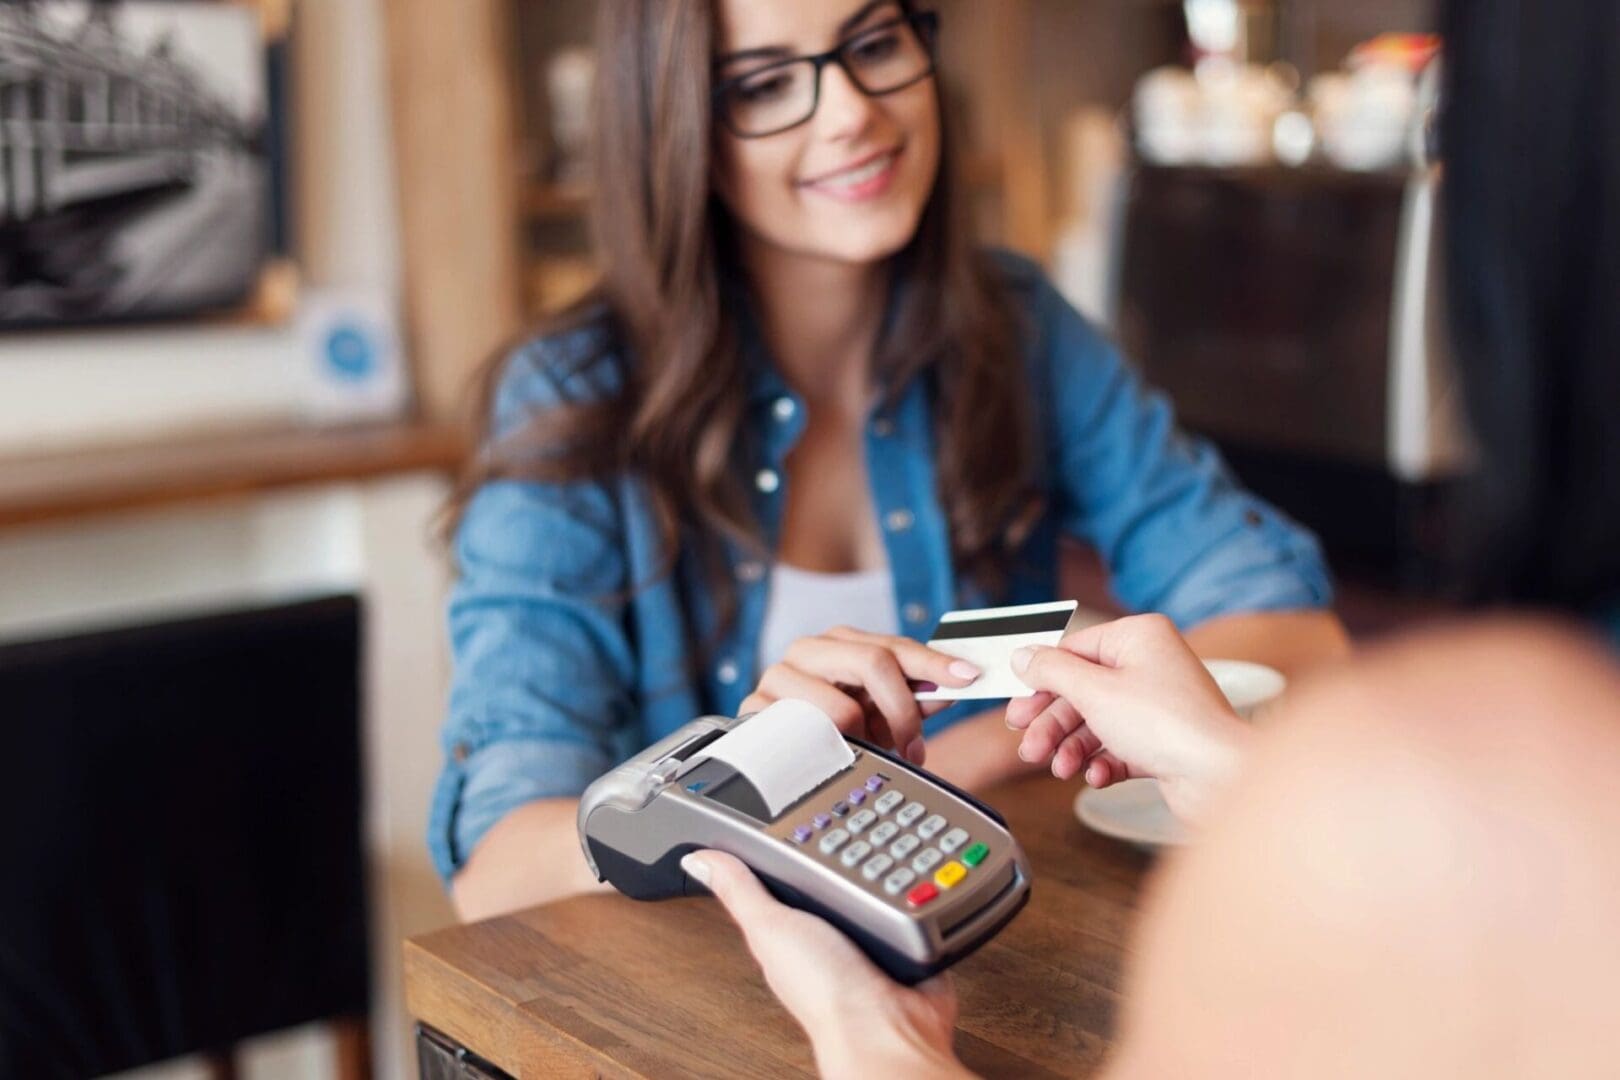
[1075,780,1187,850]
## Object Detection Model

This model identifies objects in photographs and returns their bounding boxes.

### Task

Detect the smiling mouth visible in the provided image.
[800,146,903,193]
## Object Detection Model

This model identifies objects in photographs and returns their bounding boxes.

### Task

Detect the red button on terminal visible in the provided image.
[905,882,940,907]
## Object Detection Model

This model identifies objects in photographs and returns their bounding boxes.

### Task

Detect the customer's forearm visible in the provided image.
[450,797,610,921]
[924,706,1043,792]
[1184,609,1350,677]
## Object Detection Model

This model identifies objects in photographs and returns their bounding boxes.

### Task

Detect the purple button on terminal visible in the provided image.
[848,789,867,805]
[865,776,885,793]
[812,813,832,830]
[792,825,813,844]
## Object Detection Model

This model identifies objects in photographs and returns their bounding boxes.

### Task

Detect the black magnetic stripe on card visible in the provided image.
[928,609,1073,641]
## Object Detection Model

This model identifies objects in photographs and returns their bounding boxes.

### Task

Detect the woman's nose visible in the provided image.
[813,62,879,142]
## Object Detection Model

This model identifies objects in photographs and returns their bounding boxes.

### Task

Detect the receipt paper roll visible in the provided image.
[699,699,856,817]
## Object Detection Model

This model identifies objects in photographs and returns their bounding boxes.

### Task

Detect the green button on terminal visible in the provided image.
[961,842,989,867]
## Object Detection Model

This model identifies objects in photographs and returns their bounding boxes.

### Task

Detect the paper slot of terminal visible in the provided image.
[693,700,855,819]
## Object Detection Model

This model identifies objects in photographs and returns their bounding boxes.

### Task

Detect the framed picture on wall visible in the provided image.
[0,0,290,330]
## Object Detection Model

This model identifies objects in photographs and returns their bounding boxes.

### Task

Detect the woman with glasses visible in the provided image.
[688,0,1620,1074]
[433,0,1347,920]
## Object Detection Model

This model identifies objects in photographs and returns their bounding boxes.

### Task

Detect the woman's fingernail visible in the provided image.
[906,737,927,765]
[948,659,981,682]
[1011,646,1035,674]
[1017,740,1034,762]
[680,853,711,885]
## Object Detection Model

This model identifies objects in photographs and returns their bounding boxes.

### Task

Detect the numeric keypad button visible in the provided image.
[911,848,943,875]
[861,854,895,881]
[840,840,873,868]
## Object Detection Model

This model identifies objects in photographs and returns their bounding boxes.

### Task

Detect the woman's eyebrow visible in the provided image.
[714,0,898,68]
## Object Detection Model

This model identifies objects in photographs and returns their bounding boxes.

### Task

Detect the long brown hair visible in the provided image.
[451,0,1040,629]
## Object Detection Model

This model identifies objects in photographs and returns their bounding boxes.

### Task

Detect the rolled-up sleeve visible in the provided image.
[427,337,637,884]
[1032,273,1334,627]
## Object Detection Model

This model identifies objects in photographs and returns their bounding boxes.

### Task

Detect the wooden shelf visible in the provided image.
[522,181,591,222]
[0,421,469,530]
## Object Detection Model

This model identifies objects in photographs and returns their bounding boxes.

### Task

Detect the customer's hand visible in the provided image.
[741,627,979,765]
[1005,614,1251,823]
[681,851,974,1080]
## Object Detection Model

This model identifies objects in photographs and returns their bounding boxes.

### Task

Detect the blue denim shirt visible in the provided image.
[428,253,1334,883]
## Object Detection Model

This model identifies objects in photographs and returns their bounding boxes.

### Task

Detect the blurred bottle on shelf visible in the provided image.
[1132,29,1441,174]
[546,47,596,186]
[1310,34,1440,172]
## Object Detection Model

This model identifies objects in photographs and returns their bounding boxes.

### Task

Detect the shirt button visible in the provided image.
[871,417,895,438]
[755,468,780,494]
[736,560,765,583]
[1244,509,1264,528]
[772,397,797,422]
[903,602,930,626]
[452,742,470,763]
[884,508,914,533]
[717,659,740,685]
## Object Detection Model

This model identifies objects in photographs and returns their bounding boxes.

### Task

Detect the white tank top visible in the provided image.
[756,563,900,671]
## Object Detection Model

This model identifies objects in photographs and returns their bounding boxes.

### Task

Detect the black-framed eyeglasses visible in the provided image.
[712,11,940,139]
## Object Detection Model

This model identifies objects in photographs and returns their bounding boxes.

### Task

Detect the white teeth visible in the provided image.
[817,152,896,189]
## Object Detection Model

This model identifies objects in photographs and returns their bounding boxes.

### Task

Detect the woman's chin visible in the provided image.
[739,208,923,268]
[795,216,925,266]
[824,235,915,266]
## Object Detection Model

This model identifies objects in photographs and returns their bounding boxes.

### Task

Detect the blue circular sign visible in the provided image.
[324,323,377,382]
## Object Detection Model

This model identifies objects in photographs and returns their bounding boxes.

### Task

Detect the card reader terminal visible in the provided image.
[577,702,1032,984]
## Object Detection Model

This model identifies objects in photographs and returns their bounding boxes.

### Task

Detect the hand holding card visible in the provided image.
[743,625,982,764]
[914,600,1082,701]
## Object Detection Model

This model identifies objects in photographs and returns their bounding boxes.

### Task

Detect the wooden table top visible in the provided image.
[404,775,1156,1079]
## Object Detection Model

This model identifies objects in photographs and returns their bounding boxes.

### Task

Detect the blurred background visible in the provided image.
[0,0,1447,1077]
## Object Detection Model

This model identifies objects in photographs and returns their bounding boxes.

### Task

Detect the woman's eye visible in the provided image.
[736,73,793,104]
[847,31,901,65]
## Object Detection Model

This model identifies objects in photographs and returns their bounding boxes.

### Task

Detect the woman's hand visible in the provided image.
[741,626,980,765]
[681,851,974,1080]
[1005,614,1251,823]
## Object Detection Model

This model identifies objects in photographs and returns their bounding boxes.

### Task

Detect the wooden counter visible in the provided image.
[405,774,1156,1078]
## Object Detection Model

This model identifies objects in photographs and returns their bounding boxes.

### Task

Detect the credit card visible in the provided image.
[914,600,1081,701]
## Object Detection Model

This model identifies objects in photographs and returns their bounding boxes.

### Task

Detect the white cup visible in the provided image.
[1202,659,1288,720]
